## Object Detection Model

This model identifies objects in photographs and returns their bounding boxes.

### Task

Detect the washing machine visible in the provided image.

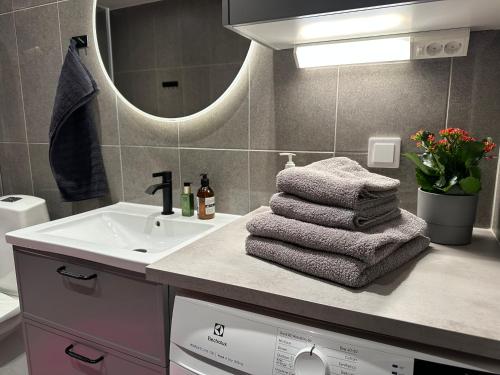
[170,296,498,375]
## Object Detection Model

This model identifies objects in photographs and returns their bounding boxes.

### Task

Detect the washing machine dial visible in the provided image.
[293,346,328,375]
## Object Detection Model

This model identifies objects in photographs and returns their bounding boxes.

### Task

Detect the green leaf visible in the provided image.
[459,176,482,194]
[442,176,459,192]
[469,166,481,179]
[415,169,435,191]
[460,141,485,164]
[403,152,438,176]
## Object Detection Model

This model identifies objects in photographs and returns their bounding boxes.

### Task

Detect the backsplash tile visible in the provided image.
[0,0,498,231]
[448,31,500,143]
[250,48,337,151]
[249,151,333,210]
[14,3,62,143]
[178,64,249,149]
[336,59,450,153]
[179,149,249,215]
[118,100,179,147]
[121,146,181,207]
[0,13,26,143]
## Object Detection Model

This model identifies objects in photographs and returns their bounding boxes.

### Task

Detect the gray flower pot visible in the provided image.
[417,188,479,245]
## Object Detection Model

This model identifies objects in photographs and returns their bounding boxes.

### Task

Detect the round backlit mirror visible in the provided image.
[94,0,251,119]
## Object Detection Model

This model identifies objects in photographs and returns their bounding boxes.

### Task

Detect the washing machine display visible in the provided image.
[170,297,495,375]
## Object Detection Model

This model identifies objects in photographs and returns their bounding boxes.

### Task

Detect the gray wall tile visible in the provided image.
[336,60,450,153]
[118,100,179,146]
[121,146,181,208]
[179,64,249,149]
[249,43,275,149]
[448,31,500,143]
[249,151,333,210]
[12,0,50,11]
[475,158,499,228]
[0,13,26,142]
[179,149,249,215]
[0,0,11,14]
[251,48,337,151]
[15,4,62,143]
[58,0,119,145]
[0,143,32,195]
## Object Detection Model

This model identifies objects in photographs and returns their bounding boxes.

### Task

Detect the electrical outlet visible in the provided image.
[411,28,470,60]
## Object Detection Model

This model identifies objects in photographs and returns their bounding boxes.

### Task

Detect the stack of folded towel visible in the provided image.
[246,157,430,288]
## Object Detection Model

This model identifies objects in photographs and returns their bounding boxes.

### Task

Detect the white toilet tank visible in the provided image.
[0,195,49,296]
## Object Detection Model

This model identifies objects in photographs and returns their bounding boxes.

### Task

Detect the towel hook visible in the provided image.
[71,35,88,55]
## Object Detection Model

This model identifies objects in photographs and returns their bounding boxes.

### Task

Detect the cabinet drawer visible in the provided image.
[24,320,166,375]
[15,250,167,365]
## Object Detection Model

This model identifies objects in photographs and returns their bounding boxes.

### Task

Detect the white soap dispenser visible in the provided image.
[279,153,296,169]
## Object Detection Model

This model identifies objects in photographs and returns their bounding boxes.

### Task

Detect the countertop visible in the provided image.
[146,207,500,360]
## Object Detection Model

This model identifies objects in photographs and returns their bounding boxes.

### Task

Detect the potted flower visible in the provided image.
[404,128,496,245]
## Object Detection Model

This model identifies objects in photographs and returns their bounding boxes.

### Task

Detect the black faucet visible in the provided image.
[145,171,174,215]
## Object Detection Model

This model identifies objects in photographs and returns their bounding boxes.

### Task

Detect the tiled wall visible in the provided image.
[0,0,499,229]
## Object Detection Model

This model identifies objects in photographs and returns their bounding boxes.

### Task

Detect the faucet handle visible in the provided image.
[152,171,172,182]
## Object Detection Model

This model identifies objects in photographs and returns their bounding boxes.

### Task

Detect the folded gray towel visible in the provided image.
[247,209,427,265]
[246,235,430,288]
[276,157,400,209]
[270,192,401,230]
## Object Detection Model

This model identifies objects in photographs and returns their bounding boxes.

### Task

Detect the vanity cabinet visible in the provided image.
[24,320,166,375]
[14,247,169,374]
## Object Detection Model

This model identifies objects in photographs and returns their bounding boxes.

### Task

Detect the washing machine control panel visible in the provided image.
[170,297,493,375]
[273,328,413,375]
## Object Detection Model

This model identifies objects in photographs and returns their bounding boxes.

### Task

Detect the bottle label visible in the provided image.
[205,197,215,215]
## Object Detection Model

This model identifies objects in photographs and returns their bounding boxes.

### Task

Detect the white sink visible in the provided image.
[6,202,239,273]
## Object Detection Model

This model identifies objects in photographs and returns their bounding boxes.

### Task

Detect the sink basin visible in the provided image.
[6,202,239,272]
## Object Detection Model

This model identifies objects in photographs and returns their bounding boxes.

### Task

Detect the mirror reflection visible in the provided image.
[95,0,251,118]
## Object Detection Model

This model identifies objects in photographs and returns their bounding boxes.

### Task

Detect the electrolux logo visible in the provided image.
[208,323,227,347]
[214,323,225,337]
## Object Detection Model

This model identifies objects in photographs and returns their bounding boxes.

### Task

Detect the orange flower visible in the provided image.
[484,140,496,153]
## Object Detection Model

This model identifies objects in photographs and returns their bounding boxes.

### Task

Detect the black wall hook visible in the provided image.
[71,35,88,49]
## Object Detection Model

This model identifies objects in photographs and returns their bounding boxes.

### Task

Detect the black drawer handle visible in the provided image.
[65,344,104,364]
[57,266,97,281]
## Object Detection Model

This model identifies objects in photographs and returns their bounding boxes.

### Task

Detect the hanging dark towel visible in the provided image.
[49,40,109,201]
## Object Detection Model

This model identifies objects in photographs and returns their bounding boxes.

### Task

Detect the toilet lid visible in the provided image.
[0,292,20,325]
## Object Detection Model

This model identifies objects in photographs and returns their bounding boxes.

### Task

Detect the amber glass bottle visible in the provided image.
[197,174,215,220]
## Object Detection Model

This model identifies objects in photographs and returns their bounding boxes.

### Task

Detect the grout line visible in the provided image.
[115,95,125,202]
[12,10,34,195]
[55,1,64,65]
[333,66,340,154]
[11,1,59,13]
[444,57,454,129]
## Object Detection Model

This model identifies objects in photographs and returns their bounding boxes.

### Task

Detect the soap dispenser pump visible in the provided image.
[279,153,296,169]
[197,173,215,220]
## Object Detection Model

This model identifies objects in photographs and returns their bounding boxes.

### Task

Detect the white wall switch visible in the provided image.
[367,137,401,168]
